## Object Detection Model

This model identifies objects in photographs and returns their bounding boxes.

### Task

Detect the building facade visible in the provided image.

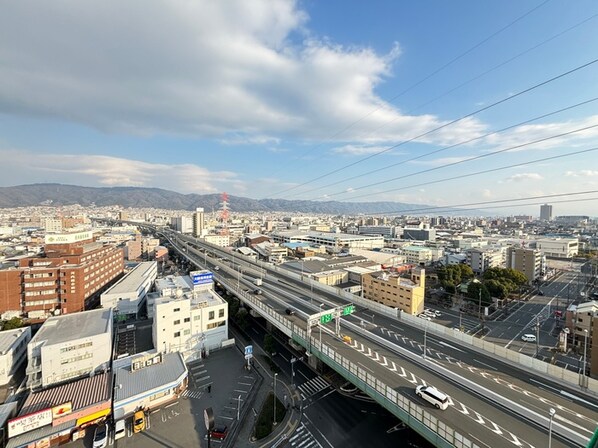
[536,238,579,259]
[540,203,553,221]
[100,261,157,318]
[26,308,113,390]
[0,327,31,386]
[270,230,384,250]
[506,247,546,284]
[193,208,205,238]
[362,268,425,315]
[466,247,505,275]
[401,246,433,265]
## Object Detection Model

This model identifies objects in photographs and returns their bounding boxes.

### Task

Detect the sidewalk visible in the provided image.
[230,326,302,448]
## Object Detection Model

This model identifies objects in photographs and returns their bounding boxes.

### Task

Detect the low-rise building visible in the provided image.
[401,246,433,265]
[536,238,579,259]
[26,309,112,390]
[100,261,157,318]
[113,351,188,420]
[270,230,384,250]
[466,247,505,274]
[0,327,31,386]
[362,268,425,315]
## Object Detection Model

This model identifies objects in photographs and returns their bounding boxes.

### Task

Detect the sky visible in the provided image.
[1,0,597,216]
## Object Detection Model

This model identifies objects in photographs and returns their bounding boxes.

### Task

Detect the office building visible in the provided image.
[100,261,157,318]
[171,216,193,234]
[401,227,436,242]
[466,247,505,275]
[0,231,124,318]
[401,246,433,265]
[362,268,425,315]
[193,208,205,238]
[26,308,113,390]
[270,230,384,250]
[540,204,553,221]
[506,246,546,284]
[536,238,579,259]
[0,327,31,386]
[357,226,395,238]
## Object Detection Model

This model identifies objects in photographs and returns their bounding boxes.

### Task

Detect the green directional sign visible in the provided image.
[342,304,355,316]
[320,313,333,324]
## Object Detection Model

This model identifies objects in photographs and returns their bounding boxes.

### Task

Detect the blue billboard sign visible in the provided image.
[191,271,213,286]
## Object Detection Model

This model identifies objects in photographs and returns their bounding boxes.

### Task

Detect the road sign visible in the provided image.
[342,304,355,316]
[244,345,253,360]
[320,313,333,324]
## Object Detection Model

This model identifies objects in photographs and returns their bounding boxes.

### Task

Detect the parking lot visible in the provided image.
[71,346,259,448]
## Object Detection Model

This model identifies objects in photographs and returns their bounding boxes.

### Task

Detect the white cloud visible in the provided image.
[565,170,598,177]
[0,0,487,146]
[505,172,543,182]
[0,149,240,194]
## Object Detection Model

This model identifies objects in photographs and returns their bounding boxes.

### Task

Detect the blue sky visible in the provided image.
[1,0,597,215]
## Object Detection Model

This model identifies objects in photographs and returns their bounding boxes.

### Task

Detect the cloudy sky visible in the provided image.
[1,0,597,215]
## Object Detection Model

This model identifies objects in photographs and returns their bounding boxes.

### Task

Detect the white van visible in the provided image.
[415,385,449,410]
[114,420,126,440]
[521,334,537,342]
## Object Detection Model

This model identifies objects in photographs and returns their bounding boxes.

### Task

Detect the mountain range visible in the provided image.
[0,184,482,215]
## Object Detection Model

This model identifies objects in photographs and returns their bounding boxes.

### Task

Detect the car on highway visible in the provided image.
[418,313,431,321]
[214,266,220,271]
[521,334,537,342]
[285,308,295,315]
[415,385,449,410]
[254,288,262,295]
[93,424,108,448]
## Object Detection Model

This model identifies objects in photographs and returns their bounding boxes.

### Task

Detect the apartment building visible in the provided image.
[466,247,505,275]
[362,268,425,315]
[506,246,546,284]
[26,308,113,389]
[566,301,597,378]
[401,246,433,265]
[0,231,124,318]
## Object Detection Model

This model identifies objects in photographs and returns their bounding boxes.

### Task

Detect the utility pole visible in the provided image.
[536,317,540,357]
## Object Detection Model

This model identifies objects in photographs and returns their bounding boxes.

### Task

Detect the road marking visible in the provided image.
[560,390,598,410]
[437,341,465,353]
[357,362,374,373]
[474,360,497,370]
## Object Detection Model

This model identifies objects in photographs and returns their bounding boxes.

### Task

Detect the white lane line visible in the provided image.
[473,360,497,371]
[279,353,289,362]
[357,361,374,374]
[438,341,465,353]
[560,390,598,410]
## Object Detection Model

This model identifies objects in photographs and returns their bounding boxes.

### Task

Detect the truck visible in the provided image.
[253,278,263,286]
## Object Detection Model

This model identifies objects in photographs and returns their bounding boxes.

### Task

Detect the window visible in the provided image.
[209,311,215,320]
[218,309,225,318]
[174,332,180,338]
[173,320,180,325]
[174,308,180,312]
[194,315,201,321]
[184,317,190,323]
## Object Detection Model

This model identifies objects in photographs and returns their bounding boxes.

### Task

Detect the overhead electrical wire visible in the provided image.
[321,123,598,201]
[287,96,598,199]
[271,56,598,197]
[293,0,553,163]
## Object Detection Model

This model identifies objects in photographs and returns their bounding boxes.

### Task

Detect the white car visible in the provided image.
[521,334,537,342]
[415,385,449,410]
[418,313,431,321]
[93,424,108,448]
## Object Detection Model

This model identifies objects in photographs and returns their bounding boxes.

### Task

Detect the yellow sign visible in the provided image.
[52,402,72,419]
[76,408,110,427]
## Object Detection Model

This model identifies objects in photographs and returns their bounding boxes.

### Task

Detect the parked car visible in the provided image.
[133,410,146,433]
[114,420,126,440]
[93,424,108,448]
[211,425,228,440]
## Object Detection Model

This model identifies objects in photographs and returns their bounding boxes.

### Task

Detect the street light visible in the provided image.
[548,408,556,448]
[273,373,278,426]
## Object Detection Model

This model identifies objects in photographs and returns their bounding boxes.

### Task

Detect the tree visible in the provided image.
[2,317,23,331]
[264,334,275,358]
[437,264,473,289]
[485,279,508,300]
[466,282,492,307]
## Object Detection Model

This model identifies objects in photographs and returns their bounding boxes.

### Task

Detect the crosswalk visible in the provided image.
[181,389,204,400]
[297,377,330,400]
[289,423,322,448]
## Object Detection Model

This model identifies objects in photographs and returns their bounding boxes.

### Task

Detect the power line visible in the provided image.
[363,190,598,216]
[337,147,598,201]
[326,122,598,201]
[292,0,553,163]
[271,57,598,198]
[293,96,598,199]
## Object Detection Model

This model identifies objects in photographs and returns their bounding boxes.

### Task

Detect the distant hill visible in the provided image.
[0,183,480,215]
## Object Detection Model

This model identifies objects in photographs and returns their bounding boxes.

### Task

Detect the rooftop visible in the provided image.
[155,275,194,293]
[113,352,187,403]
[369,271,418,287]
[31,308,112,346]
[0,327,30,355]
[102,261,156,295]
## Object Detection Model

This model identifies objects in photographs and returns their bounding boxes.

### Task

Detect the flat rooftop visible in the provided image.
[102,261,156,295]
[31,308,112,346]
[0,327,29,354]
[369,271,417,287]
[155,275,194,292]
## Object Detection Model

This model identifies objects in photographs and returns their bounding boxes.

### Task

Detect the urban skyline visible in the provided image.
[1,1,597,215]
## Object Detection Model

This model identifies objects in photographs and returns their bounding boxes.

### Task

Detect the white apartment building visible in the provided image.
[401,246,433,265]
[466,247,505,274]
[0,327,31,386]
[536,238,579,259]
[270,230,384,250]
[151,271,228,361]
[42,218,63,233]
[171,216,193,234]
[203,234,230,247]
[26,308,112,389]
[100,261,158,317]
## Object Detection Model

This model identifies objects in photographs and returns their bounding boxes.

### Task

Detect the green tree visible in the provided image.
[2,317,23,331]
[485,279,509,300]
[466,282,492,306]
[264,334,275,357]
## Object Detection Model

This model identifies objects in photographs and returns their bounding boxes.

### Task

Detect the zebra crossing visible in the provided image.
[181,389,204,400]
[297,377,330,400]
[288,422,322,448]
